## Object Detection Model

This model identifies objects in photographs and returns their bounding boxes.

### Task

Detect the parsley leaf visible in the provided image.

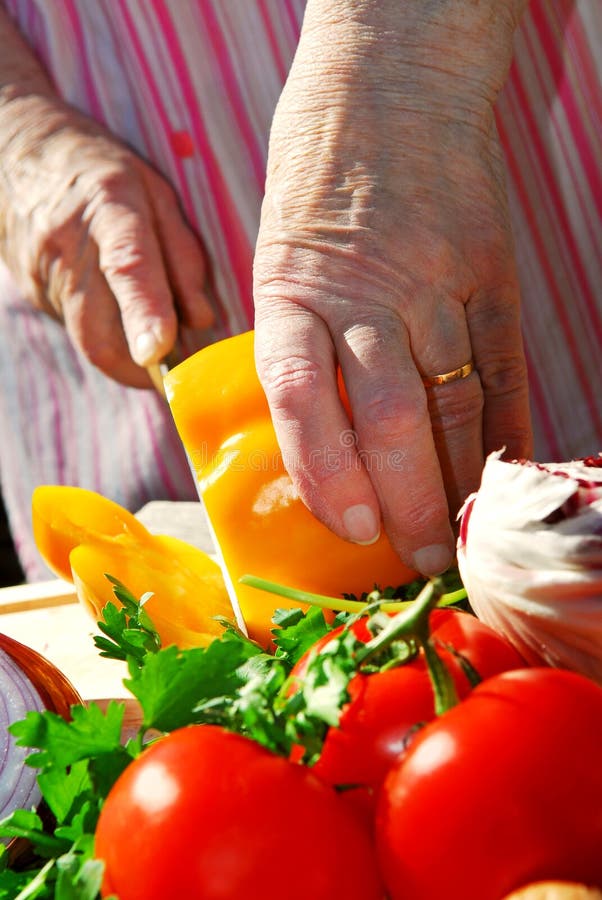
[124,628,265,733]
[0,572,452,899]
[12,703,126,772]
[93,579,160,664]
[271,606,332,666]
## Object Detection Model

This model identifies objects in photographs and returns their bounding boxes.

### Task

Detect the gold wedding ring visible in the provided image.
[422,359,475,387]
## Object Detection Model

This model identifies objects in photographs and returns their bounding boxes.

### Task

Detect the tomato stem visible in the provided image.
[241,574,460,715]
[357,578,459,713]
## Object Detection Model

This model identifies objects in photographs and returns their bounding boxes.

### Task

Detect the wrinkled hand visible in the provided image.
[254,0,532,575]
[0,97,213,386]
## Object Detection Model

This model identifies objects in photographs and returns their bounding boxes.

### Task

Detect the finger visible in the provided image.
[58,260,152,388]
[425,374,484,517]
[467,289,533,462]
[410,296,485,517]
[254,305,382,545]
[87,179,178,366]
[147,173,215,330]
[334,309,456,575]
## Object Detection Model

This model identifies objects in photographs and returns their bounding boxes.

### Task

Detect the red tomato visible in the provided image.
[292,608,525,792]
[95,724,384,900]
[376,668,602,900]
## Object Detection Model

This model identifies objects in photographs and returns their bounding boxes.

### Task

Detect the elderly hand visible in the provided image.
[0,95,213,387]
[254,0,533,575]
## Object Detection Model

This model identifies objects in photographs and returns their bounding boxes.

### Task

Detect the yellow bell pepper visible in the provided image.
[165,330,416,647]
[32,485,235,649]
[32,485,150,583]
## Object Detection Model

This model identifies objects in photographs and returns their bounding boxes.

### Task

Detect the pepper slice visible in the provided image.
[71,535,234,649]
[32,485,151,582]
[165,330,416,646]
[32,485,235,648]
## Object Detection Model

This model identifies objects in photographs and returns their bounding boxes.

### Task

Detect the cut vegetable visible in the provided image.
[0,647,44,831]
[165,330,417,646]
[71,535,234,648]
[32,485,236,649]
[0,632,81,861]
[32,485,151,582]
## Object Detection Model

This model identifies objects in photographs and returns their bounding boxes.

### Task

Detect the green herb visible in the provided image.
[0,575,342,898]
[271,605,333,665]
[0,570,462,898]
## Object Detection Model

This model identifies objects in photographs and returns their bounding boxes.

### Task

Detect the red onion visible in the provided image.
[0,633,82,721]
[0,646,45,830]
[0,633,82,857]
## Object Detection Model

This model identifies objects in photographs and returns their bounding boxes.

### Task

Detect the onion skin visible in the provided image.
[0,633,82,717]
[0,633,82,862]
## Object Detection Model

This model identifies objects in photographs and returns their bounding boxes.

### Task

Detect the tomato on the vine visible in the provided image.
[291,607,525,792]
[95,724,384,900]
[376,668,602,900]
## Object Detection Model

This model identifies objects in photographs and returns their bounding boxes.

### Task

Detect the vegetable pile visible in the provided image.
[1,572,602,900]
[15,333,602,897]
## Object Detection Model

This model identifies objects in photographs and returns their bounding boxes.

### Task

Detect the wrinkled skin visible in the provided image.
[0,8,213,386]
[254,0,532,573]
[1,3,532,556]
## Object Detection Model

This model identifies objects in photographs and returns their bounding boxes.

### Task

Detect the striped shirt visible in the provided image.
[0,0,600,579]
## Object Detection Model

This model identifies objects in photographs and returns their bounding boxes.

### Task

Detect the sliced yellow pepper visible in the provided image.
[32,485,235,648]
[71,535,232,649]
[32,485,150,582]
[165,330,416,647]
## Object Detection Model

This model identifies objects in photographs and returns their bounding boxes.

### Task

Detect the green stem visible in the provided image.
[420,628,461,715]
[358,578,459,715]
[239,575,397,614]
[241,573,461,715]
[437,586,467,607]
[239,574,465,614]
[356,577,443,664]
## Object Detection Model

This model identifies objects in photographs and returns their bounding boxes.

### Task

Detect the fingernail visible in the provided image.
[413,544,453,576]
[133,329,161,365]
[343,504,380,545]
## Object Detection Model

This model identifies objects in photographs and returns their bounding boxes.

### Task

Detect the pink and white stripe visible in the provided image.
[497,0,602,460]
[0,0,304,578]
[0,0,599,580]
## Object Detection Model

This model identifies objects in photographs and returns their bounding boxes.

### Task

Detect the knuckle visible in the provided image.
[396,498,448,534]
[358,387,428,445]
[93,165,136,202]
[385,495,451,553]
[254,238,404,310]
[479,353,528,398]
[298,460,346,495]
[100,240,147,281]
[256,353,326,413]
[294,467,356,533]
[468,293,522,341]
[428,378,484,434]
